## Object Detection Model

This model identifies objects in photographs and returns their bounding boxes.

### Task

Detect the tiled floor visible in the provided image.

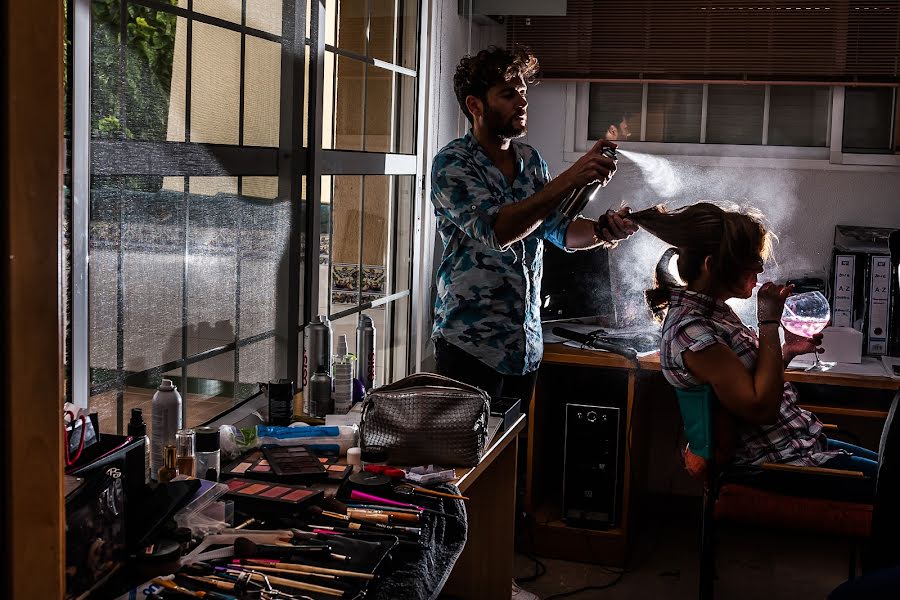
[512,498,850,600]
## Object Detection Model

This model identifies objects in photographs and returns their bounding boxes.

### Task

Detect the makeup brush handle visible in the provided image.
[350,489,422,510]
[245,558,374,580]
[232,569,344,597]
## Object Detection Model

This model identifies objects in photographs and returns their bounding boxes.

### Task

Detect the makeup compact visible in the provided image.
[262,445,328,481]
[224,477,323,516]
[220,450,273,482]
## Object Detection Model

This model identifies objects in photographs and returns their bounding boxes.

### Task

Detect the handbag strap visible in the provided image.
[371,372,489,399]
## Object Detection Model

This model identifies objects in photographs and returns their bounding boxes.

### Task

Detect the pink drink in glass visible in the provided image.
[781,316,829,338]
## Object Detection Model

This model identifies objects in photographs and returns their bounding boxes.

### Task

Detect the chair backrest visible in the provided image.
[674,385,717,461]
[868,391,900,572]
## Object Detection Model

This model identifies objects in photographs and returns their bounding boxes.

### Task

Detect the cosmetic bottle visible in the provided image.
[175,429,196,477]
[151,378,183,480]
[127,407,151,485]
[158,444,179,483]
[194,426,220,482]
[332,335,355,414]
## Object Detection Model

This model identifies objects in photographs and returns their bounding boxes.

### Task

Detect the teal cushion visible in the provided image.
[675,385,715,460]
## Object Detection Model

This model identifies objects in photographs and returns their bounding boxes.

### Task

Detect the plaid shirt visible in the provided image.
[430,131,571,375]
[660,289,839,467]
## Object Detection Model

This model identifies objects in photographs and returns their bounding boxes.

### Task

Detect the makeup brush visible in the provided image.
[307,505,421,536]
[213,566,345,597]
[234,537,346,561]
[234,536,326,557]
[242,558,374,580]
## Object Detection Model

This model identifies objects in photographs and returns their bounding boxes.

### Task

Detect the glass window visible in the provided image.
[843,87,895,154]
[768,86,830,147]
[706,85,765,145]
[646,84,703,143]
[588,83,642,141]
[74,0,421,430]
[244,36,283,147]
[320,175,414,386]
[91,3,185,142]
[190,23,242,145]
[247,0,283,36]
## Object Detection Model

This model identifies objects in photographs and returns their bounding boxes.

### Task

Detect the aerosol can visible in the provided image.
[303,315,332,415]
[558,146,618,219]
[356,313,376,391]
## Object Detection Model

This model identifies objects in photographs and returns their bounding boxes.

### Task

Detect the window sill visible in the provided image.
[563,142,900,172]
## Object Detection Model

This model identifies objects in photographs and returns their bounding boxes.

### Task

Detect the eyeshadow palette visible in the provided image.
[223,477,323,515]
[221,450,275,482]
[262,445,328,481]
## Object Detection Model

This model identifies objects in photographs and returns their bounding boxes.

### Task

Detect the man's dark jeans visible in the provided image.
[433,337,538,407]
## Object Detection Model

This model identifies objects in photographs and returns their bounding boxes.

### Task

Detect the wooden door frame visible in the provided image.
[4,0,66,598]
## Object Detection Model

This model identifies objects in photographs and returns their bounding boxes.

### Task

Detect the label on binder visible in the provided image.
[867,255,891,355]
[832,254,855,328]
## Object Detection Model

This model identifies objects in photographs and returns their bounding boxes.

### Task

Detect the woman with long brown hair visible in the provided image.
[631,202,877,474]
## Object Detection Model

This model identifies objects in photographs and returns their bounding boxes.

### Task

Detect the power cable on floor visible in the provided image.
[541,569,626,600]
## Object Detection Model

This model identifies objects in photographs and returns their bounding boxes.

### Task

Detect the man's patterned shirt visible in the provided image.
[431,131,571,375]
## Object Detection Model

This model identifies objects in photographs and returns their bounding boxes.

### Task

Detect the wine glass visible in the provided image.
[781,291,830,371]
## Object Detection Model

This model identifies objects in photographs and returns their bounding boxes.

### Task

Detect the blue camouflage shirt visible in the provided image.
[431,131,572,375]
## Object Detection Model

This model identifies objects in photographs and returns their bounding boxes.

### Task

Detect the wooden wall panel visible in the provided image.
[4,0,66,598]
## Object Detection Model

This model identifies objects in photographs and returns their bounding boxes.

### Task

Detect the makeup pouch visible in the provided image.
[359,373,490,467]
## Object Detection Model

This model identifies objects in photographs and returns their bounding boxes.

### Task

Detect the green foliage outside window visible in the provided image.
[91,0,179,140]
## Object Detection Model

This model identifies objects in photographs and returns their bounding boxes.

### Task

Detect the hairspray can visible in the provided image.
[304,315,332,414]
[356,313,376,391]
[559,146,618,219]
[309,366,333,418]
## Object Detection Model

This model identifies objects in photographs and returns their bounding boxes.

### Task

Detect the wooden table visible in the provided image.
[439,414,527,600]
[524,343,898,566]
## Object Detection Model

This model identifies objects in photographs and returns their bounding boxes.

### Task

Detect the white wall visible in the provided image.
[524,81,900,327]
[418,3,506,368]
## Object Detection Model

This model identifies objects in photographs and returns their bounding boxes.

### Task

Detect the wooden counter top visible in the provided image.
[543,343,899,391]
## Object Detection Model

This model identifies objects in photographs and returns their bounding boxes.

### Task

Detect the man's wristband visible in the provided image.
[758,319,781,328]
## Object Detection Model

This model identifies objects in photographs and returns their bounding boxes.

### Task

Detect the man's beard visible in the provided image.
[485,106,526,140]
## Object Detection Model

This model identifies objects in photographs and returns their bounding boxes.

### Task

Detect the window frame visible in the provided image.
[68,0,429,424]
[565,82,900,170]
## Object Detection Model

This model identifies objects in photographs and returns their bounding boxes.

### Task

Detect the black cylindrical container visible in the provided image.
[356,313,376,391]
[559,147,617,219]
[267,379,295,426]
[309,366,333,418]
[304,315,332,413]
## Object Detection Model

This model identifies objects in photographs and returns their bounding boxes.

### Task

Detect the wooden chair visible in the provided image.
[674,385,878,600]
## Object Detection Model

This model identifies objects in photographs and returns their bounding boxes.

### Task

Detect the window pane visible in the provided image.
[329,53,365,150]
[240,338,279,392]
[332,0,366,54]
[326,56,416,153]
[194,0,242,25]
[706,85,765,145]
[190,23,241,144]
[843,87,895,154]
[185,351,237,427]
[238,176,290,340]
[91,2,186,142]
[244,35,282,147]
[646,84,702,143]
[90,176,186,390]
[768,86,830,147]
[247,0,283,37]
[327,176,363,308]
[588,83,642,141]
[396,72,417,154]
[370,0,418,69]
[186,178,239,358]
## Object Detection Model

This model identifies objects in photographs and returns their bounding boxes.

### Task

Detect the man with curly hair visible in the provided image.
[431,46,637,406]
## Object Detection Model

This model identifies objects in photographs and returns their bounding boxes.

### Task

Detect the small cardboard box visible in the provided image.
[821,327,864,364]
